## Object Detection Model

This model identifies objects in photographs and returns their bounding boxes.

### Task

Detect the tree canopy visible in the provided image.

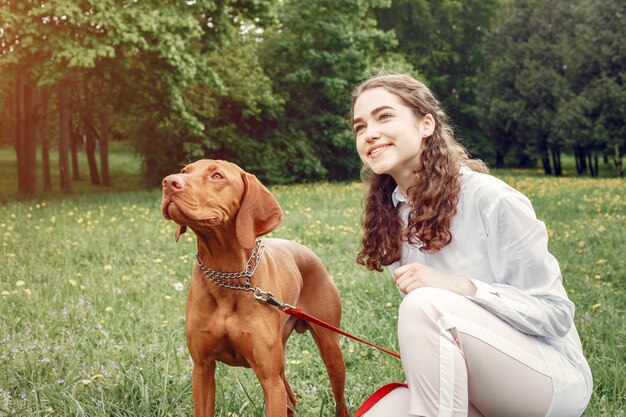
[1,0,624,196]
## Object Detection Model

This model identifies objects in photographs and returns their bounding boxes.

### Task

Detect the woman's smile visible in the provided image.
[368,144,393,158]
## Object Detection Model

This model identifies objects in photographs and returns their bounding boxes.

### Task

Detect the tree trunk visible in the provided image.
[15,76,26,194]
[551,147,562,176]
[577,147,588,175]
[495,149,505,167]
[58,84,72,193]
[85,130,101,185]
[39,88,52,191]
[98,110,110,186]
[22,83,38,196]
[69,113,82,181]
[615,143,623,177]
[540,149,552,175]
[82,81,101,185]
[587,152,598,177]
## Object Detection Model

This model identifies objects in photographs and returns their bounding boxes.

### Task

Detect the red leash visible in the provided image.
[352,382,409,417]
[253,288,401,359]
[283,306,401,359]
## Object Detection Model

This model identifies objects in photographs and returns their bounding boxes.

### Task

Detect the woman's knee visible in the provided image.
[398,287,458,322]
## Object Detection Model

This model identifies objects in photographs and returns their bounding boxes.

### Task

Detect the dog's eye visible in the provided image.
[180,168,187,174]
[210,172,224,180]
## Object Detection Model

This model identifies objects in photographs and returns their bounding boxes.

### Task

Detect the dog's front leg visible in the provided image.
[251,352,290,417]
[259,374,289,417]
[192,360,216,417]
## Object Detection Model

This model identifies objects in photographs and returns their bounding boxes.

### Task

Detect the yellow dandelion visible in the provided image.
[104,265,113,271]
[15,280,25,287]
[81,379,93,386]
[68,279,77,287]
[24,288,32,296]
[90,374,104,381]
[105,306,113,312]
[2,290,10,296]
[591,303,602,310]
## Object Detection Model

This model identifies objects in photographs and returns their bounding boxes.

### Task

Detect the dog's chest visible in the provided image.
[186,298,274,367]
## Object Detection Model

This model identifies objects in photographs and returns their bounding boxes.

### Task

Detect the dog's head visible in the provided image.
[161,159,283,249]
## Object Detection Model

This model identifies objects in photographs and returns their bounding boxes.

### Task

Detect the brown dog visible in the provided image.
[161,159,350,417]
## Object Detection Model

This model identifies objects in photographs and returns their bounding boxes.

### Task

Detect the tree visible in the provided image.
[1,0,227,191]
[374,0,500,160]
[480,0,625,176]
[553,0,626,176]
[260,0,395,181]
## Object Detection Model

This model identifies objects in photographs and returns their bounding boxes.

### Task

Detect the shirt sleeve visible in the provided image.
[467,192,575,338]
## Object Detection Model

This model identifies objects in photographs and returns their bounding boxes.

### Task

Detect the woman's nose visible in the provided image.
[365,128,380,143]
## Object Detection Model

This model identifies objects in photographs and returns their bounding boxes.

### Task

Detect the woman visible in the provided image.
[349,73,592,417]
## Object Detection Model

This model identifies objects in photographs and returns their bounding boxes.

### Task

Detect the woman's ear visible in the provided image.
[422,113,436,137]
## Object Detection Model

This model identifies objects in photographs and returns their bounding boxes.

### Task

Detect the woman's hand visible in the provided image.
[393,262,477,296]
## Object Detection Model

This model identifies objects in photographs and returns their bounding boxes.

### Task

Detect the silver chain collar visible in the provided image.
[194,239,265,292]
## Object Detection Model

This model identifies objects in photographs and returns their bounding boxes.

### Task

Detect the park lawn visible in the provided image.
[0,150,624,416]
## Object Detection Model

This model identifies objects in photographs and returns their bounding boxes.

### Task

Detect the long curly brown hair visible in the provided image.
[350,74,489,272]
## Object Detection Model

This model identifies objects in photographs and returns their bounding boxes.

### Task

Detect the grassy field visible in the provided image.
[0,146,624,416]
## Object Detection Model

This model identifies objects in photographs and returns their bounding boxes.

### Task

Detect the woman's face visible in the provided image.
[352,87,434,188]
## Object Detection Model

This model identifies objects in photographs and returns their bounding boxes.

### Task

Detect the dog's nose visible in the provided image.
[162,174,186,194]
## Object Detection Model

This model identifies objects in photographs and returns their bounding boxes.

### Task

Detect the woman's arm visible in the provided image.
[467,192,575,338]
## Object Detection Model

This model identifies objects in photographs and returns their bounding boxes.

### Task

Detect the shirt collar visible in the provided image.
[392,186,408,208]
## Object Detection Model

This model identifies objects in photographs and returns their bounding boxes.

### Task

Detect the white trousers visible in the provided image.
[363,287,571,417]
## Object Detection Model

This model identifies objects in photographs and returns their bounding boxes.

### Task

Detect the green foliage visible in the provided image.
[1,0,624,185]
[260,0,395,181]
[374,0,500,158]
[478,0,626,173]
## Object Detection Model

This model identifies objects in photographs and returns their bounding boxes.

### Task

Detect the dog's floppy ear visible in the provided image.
[236,172,283,250]
[175,225,187,242]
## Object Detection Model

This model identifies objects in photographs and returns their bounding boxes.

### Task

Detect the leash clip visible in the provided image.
[253,287,294,311]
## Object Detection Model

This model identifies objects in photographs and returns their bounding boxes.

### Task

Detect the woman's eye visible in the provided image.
[210,172,224,180]
[354,125,365,134]
[379,113,391,120]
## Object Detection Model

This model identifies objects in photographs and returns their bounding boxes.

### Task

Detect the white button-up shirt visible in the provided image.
[388,166,592,410]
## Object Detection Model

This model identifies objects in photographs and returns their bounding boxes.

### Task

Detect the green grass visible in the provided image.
[0,148,624,416]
